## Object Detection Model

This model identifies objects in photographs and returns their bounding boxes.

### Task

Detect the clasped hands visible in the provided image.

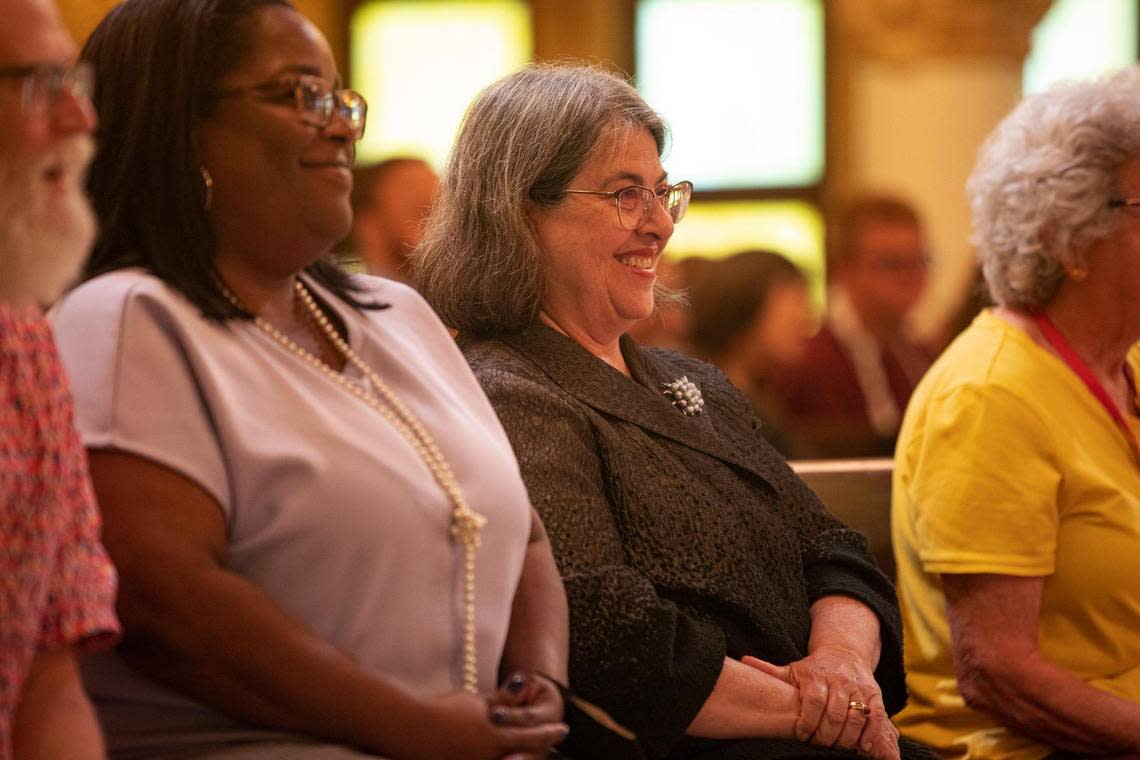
[743,647,900,760]
[419,671,568,760]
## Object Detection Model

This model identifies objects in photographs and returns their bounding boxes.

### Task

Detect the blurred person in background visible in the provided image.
[0,0,119,758]
[348,156,438,283]
[892,67,1140,758]
[688,250,814,457]
[778,195,934,458]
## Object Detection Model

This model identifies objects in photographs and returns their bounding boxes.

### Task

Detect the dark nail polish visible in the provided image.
[507,673,526,693]
[491,707,507,724]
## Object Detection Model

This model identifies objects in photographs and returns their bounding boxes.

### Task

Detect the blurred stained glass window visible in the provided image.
[1024,0,1138,95]
[637,0,824,190]
[666,199,825,309]
[636,0,826,292]
[350,1,532,167]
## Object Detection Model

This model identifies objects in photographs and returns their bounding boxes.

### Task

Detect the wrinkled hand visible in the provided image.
[742,650,899,760]
[487,672,567,760]
[415,686,567,760]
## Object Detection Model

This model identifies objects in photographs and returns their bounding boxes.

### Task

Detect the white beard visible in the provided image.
[0,135,97,305]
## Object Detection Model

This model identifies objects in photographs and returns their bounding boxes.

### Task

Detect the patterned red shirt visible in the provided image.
[1,303,119,759]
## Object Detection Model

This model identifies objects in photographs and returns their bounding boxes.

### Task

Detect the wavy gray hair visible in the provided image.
[412,63,668,335]
[968,65,1140,309]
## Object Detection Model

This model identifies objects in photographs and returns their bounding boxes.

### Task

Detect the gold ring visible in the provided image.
[848,700,871,716]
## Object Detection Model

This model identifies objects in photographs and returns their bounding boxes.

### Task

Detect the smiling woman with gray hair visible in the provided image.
[892,66,1140,758]
[415,63,937,760]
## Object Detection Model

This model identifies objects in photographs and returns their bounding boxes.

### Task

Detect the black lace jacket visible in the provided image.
[461,324,906,760]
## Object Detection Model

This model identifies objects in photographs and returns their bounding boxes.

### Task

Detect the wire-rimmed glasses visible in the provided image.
[0,62,94,116]
[215,75,367,140]
[565,180,693,230]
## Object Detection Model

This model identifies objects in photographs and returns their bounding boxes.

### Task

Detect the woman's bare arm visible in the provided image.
[944,573,1140,754]
[88,450,569,760]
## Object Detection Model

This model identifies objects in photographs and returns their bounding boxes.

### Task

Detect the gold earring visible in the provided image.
[200,166,214,210]
[1065,265,1088,281]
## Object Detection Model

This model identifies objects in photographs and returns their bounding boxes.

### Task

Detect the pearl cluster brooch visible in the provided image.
[662,376,704,416]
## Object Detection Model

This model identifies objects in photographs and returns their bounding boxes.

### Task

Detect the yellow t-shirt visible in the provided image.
[892,310,1140,759]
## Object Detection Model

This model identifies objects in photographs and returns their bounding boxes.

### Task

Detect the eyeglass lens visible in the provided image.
[616,183,691,229]
[21,63,93,114]
[294,81,366,138]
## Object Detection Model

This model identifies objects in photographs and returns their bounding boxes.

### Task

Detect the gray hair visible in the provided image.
[967,65,1140,309]
[412,63,668,335]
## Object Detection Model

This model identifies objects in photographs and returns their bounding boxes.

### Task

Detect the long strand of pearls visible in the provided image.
[224,278,487,693]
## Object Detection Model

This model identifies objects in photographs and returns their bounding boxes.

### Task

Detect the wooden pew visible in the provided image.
[790,458,895,580]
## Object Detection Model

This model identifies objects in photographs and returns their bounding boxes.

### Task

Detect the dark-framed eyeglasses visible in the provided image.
[864,252,931,276]
[215,75,367,140]
[0,62,94,116]
[564,180,693,230]
[1108,197,1140,212]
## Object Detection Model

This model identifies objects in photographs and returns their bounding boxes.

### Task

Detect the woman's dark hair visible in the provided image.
[688,249,807,358]
[80,0,369,318]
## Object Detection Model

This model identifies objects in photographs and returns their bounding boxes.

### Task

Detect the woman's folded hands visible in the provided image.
[410,672,567,760]
[743,651,900,760]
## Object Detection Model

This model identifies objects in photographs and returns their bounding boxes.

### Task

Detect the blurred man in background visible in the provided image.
[778,194,935,458]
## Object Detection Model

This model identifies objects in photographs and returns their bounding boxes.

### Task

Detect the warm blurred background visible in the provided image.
[56,0,1136,343]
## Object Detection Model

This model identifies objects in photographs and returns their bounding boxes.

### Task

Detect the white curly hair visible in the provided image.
[967,65,1140,308]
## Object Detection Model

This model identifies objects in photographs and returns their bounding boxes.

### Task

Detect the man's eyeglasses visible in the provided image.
[864,254,930,276]
[564,180,693,230]
[216,76,367,140]
[0,62,94,116]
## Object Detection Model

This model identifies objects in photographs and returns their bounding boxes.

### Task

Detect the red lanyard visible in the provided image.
[1033,310,1140,465]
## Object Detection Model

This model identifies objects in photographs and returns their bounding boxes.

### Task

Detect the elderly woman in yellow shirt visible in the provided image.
[891,67,1140,758]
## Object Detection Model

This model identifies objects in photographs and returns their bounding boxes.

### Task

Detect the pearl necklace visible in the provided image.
[225,278,487,693]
